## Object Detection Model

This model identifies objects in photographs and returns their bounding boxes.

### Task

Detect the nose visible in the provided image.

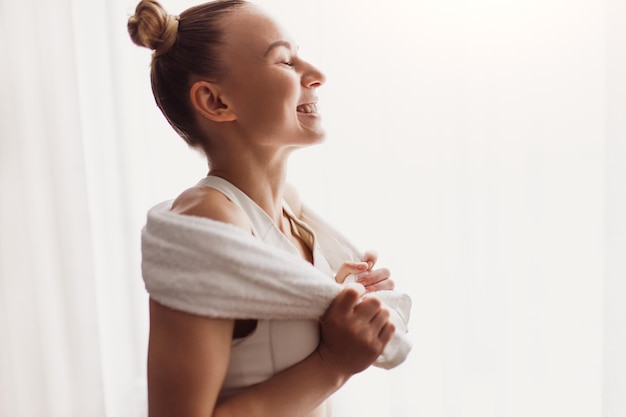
[302,60,326,88]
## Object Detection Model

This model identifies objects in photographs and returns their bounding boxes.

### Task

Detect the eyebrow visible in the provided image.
[263,40,296,57]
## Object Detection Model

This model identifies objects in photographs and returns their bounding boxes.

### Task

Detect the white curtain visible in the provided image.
[0,0,623,416]
[0,0,105,415]
[604,0,626,415]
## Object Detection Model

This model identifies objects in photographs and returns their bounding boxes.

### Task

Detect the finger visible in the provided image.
[379,321,396,343]
[356,268,391,287]
[335,261,369,283]
[370,306,390,328]
[364,278,395,293]
[324,284,365,317]
[361,251,378,270]
[353,296,382,320]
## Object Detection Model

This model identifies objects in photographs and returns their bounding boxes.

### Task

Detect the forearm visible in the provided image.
[214,350,348,417]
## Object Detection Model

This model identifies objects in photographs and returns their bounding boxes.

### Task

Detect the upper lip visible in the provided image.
[297,98,318,106]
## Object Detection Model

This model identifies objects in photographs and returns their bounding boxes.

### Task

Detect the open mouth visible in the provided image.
[296,103,318,114]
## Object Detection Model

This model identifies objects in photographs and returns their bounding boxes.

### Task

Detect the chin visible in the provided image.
[306,126,326,142]
[306,132,326,146]
[315,132,327,144]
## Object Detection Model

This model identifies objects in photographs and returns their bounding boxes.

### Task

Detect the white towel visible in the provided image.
[141,200,412,369]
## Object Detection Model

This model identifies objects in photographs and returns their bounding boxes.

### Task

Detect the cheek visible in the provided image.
[262,78,298,107]
[250,81,298,121]
[229,69,300,129]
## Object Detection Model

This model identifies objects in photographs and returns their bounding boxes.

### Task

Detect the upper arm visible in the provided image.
[148,299,234,417]
[148,186,249,416]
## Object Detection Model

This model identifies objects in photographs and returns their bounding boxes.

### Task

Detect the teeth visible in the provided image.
[297,103,318,114]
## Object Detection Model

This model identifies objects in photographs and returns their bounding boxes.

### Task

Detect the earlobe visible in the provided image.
[189,81,236,122]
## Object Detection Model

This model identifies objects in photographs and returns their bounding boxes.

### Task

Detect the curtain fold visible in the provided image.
[0,0,106,416]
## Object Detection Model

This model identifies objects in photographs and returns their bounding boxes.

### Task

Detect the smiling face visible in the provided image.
[216,6,326,148]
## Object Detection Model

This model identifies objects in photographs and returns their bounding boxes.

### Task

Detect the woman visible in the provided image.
[128,1,408,416]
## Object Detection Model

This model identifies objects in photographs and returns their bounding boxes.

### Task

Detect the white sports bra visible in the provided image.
[195,176,334,398]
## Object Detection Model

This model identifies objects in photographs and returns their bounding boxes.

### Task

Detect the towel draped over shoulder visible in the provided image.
[141,200,412,369]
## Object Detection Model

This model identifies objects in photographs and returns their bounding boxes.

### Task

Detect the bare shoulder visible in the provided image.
[170,186,252,233]
[283,182,303,218]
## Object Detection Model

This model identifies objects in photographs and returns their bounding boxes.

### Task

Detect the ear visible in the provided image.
[189,81,236,122]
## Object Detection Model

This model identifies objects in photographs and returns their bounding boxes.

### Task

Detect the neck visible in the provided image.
[208,148,292,225]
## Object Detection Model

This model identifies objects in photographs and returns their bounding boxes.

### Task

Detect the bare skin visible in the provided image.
[146,5,395,417]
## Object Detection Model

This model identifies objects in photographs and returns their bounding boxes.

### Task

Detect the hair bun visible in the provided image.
[128,0,179,55]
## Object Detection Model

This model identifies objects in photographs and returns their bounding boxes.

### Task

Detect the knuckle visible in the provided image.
[365,297,382,309]
[343,287,361,301]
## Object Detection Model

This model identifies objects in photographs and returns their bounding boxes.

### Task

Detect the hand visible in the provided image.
[335,251,395,293]
[317,285,395,378]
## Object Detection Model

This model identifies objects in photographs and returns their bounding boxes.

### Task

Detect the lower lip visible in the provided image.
[297,111,320,117]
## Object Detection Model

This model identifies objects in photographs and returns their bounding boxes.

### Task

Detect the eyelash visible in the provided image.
[282,61,295,67]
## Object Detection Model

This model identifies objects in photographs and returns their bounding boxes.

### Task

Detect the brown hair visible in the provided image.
[128,0,247,148]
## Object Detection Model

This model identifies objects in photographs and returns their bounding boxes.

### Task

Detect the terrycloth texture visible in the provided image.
[142,200,412,369]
